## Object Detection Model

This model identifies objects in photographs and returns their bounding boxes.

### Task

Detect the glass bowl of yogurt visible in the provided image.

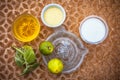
[41,4,66,28]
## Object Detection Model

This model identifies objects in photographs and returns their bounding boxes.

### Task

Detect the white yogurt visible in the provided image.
[79,16,108,44]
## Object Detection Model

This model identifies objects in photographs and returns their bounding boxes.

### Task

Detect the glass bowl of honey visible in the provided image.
[12,14,40,42]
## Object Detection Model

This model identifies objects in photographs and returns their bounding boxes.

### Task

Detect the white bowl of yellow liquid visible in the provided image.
[41,4,66,28]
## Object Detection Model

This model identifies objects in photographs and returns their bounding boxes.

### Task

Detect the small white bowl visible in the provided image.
[41,4,66,28]
[79,15,109,44]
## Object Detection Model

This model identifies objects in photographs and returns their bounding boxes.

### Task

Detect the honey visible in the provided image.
[12,14,40,42]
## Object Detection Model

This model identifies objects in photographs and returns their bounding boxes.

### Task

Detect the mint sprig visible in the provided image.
[12,45,39,75]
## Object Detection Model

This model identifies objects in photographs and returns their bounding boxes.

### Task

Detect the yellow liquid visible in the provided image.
[44,7,63,26]
[12,14,40,42]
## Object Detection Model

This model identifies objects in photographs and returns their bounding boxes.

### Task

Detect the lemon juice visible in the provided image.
[44,6,63,27]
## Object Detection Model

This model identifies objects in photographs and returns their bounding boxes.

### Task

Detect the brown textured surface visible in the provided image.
[0,0,120,80]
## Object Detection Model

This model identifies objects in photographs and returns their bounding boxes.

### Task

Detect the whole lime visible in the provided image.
[39,41,54,55]
[48,58,64,74]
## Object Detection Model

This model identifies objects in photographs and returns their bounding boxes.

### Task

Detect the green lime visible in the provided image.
[48,58,64,74]
[39,41,54,55]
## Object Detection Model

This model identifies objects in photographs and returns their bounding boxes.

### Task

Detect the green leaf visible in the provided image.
[21,63,39,75]
[22,45,36,64]
[21,66,31,75]
[29,62,39,70]
[15,56,24,67]
[14,48,25,67]
[12,46,24,55]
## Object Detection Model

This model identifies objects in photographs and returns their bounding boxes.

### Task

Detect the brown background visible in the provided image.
[0,0,120,80]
